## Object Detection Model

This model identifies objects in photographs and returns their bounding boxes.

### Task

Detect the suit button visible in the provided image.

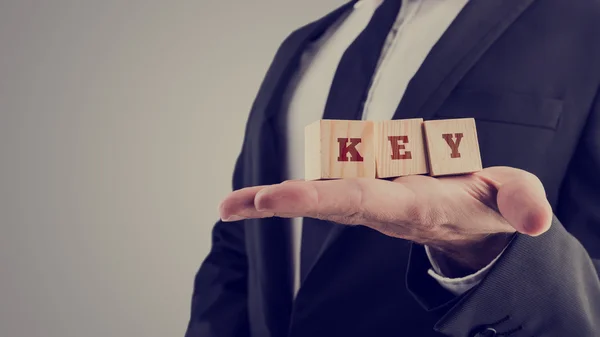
[472,327,497,337]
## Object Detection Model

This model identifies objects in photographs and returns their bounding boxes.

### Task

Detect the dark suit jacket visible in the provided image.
[185,1,600,336]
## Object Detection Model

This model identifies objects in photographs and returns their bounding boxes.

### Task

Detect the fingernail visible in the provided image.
[282,179,304,184]
[223,215,246,222]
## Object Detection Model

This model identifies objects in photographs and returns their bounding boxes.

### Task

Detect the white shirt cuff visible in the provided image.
[424,245,507,296]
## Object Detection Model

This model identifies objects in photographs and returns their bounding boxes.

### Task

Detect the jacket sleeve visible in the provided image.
[423,90,600,336]
[184,153,250,337]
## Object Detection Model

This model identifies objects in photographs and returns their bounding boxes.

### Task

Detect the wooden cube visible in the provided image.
[305,120,376,180]
[423,118,482,177]
[374,119,429,178]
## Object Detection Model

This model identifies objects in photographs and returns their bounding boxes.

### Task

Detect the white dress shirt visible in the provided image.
[282,0,499,298]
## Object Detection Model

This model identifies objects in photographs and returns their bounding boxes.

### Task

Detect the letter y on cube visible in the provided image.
[423,118,482,176]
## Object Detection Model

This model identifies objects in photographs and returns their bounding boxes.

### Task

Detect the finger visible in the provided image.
[476,167,553,236]
[254,179,361,220]
[254,178,417,225]
[219,185,274,222]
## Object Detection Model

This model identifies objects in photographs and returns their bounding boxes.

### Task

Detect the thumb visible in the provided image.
[476,167,553,236]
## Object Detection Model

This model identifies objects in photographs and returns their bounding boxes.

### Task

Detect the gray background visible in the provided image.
[0,1,342,336]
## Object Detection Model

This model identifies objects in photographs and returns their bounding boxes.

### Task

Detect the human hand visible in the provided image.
[218,166,552,275]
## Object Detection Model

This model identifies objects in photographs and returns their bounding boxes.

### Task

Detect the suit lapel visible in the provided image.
[244,2,357,335]
[392,0,538,121]
[310,0,539,281]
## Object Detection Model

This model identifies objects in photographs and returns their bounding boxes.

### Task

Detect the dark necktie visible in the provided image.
[300,0,403,282]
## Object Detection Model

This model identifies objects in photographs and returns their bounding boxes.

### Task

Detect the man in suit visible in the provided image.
[186,0,600,336]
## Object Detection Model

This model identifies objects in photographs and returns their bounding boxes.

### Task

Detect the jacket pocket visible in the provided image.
[433,89,563,171]
[434,89,563,130]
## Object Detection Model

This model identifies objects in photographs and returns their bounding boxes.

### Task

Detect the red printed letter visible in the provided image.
[442,133,463,158]
[388,136,412,160]
[337,138,364,162]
